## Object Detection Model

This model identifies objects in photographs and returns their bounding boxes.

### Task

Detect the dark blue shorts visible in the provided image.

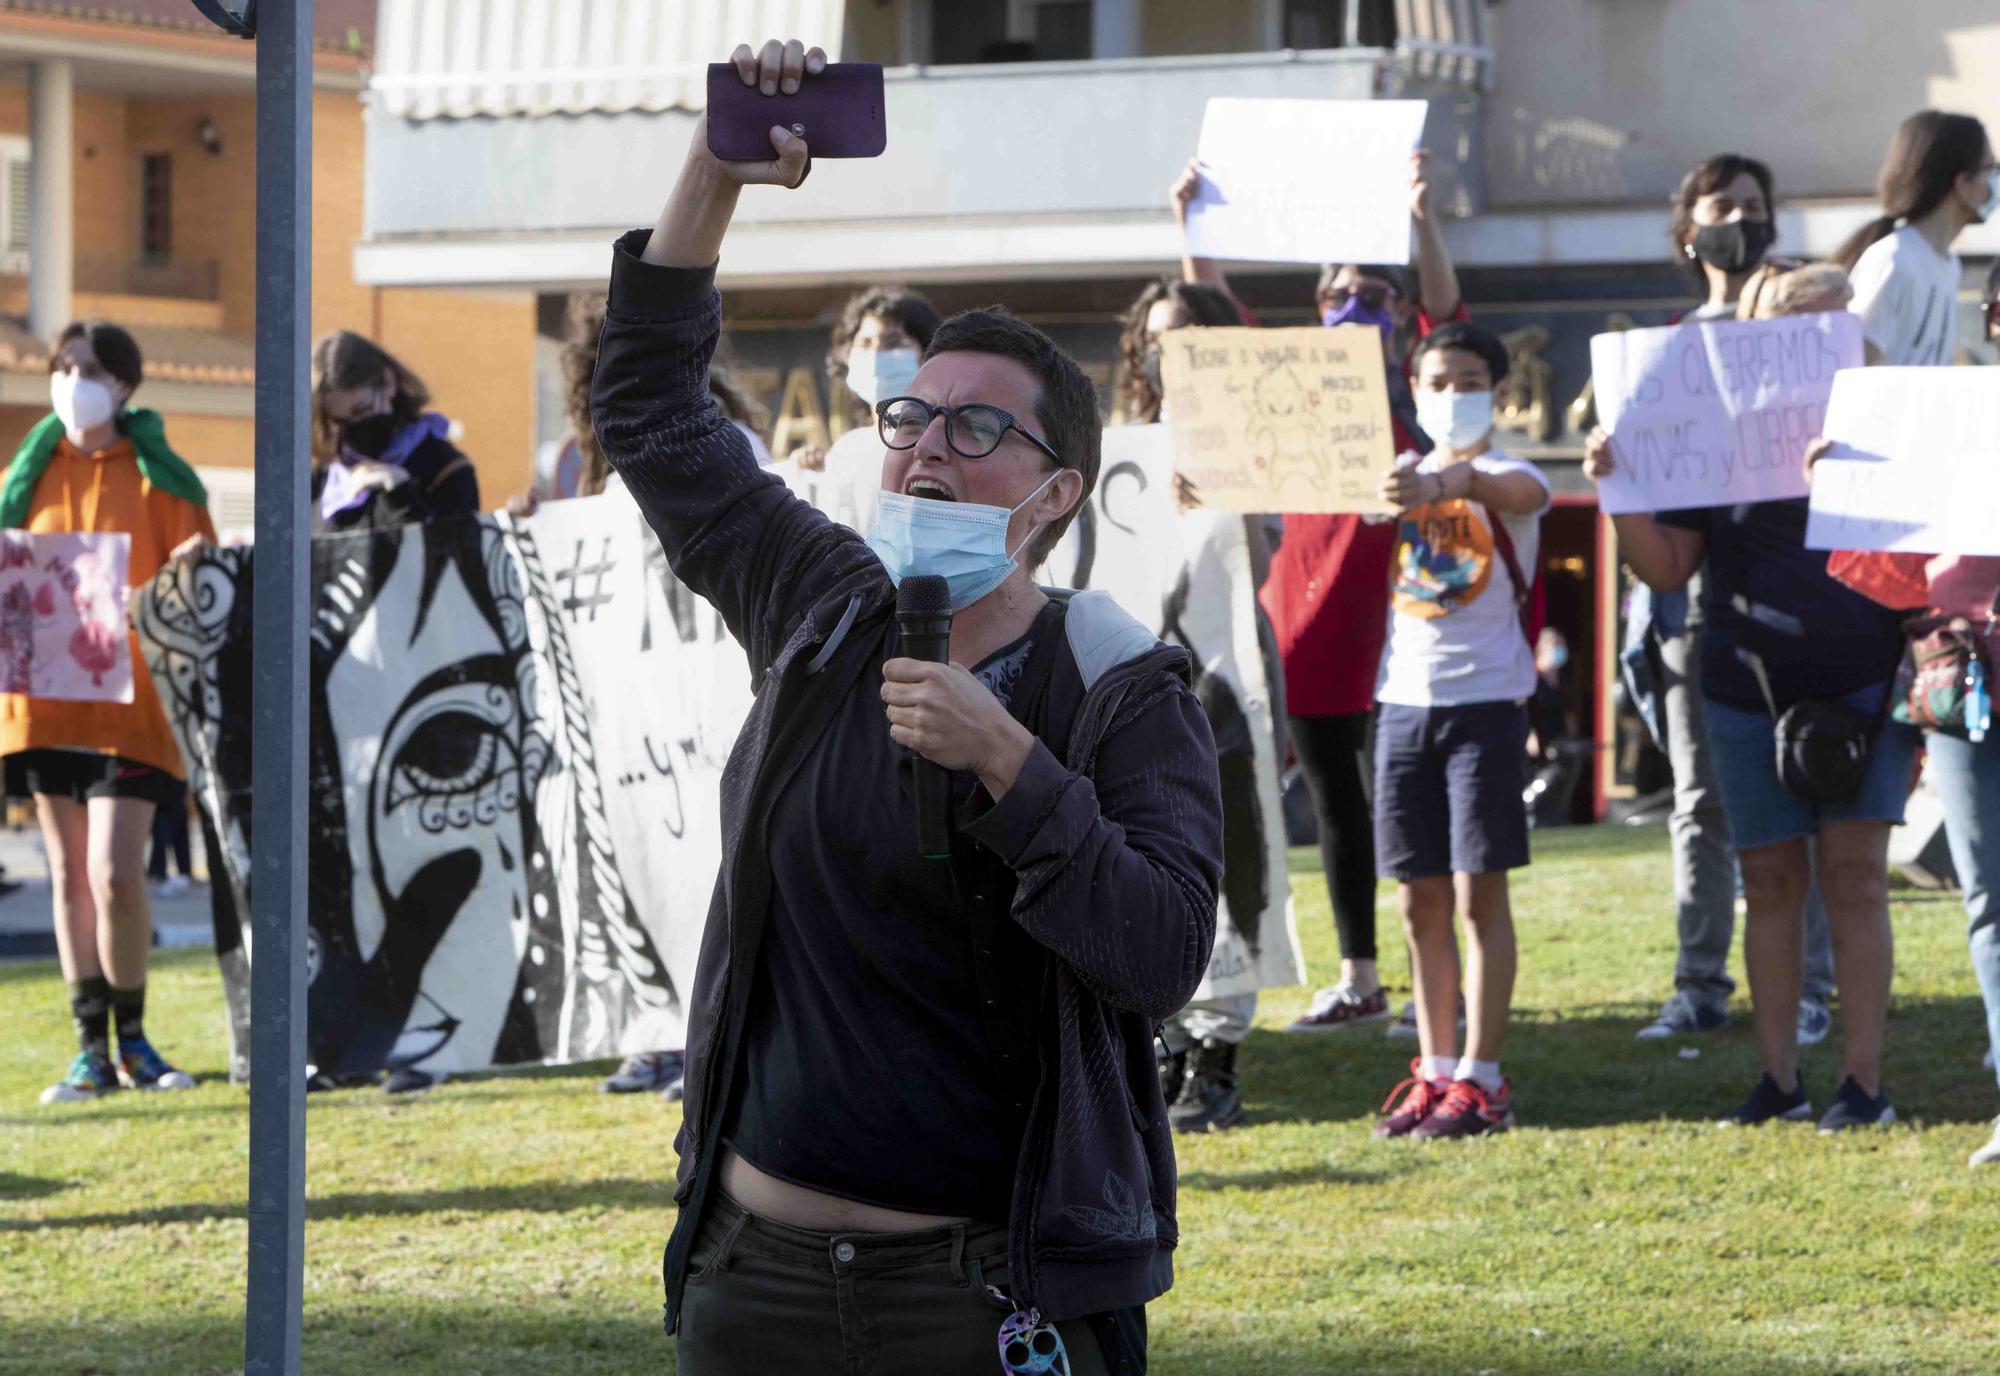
[1374,701,1531,881]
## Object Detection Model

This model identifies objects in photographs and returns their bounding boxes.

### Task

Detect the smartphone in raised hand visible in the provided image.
[705,62,887,161]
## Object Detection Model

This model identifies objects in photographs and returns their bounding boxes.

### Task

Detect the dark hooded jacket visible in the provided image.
[591,231,1224,1342]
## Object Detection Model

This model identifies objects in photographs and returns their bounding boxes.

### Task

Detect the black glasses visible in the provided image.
[1323,284,1396,312]
[876,396,1062,465]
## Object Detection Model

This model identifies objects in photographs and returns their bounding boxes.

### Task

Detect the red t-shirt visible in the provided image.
[1259,303,1466,718]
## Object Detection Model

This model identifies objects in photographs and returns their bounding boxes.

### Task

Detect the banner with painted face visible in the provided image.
[136,504,750,1079]
[136,440,1300,1080]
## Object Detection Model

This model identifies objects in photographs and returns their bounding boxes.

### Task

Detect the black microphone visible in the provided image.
[896,575,954,860]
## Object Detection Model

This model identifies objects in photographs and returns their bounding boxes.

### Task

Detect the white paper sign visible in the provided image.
[1183,98,1428,266]
[1590,312,1864,514]
[1805,368,2000,554]
[0,530,132,702]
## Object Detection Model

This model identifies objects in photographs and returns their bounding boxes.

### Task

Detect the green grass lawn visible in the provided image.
[3,825,1997,1374]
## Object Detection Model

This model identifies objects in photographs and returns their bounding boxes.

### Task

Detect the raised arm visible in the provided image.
[1172,158,1243,312]
[1411,149,1461,322]
[593,40,876,669]
[1583,427,1707,592]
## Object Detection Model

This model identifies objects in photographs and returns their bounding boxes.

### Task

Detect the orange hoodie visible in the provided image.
[0,435,217,776]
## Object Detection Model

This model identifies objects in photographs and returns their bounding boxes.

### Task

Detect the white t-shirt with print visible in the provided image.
[1376,447,1552,708]
[1848,224,1962,366]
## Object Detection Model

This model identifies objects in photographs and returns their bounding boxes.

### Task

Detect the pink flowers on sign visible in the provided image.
[0,531,133,703]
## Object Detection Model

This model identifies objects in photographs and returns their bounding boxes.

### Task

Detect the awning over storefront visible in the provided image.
[370,0,846,120]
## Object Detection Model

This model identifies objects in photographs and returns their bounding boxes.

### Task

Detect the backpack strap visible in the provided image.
[1485,504,1535,650]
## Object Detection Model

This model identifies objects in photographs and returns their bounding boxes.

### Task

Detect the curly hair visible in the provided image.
[1115,279,1242,424]
[557,293,610,497]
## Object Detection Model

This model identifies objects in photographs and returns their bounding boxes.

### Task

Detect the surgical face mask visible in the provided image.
[865,470,1060,612]
[1323,296,1397,344]
[1688,218,1776,275]
[1969,167,2000,223]
[844,346,922,408]
[50,371,119,446]
[1414,388,1494,454]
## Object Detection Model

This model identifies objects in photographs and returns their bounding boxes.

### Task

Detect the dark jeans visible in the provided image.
[1290,711,1377,961]
[676,1193,1123,1375]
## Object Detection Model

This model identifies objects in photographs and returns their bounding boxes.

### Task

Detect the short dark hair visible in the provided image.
[923,307,1100,567]
[1317,262,1407,299]
[52,320,143,394]
[1669,153,1776,273]
[1410,321,1511,388]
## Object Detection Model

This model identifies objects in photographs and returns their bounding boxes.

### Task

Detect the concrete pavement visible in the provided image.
[0,822,217,960]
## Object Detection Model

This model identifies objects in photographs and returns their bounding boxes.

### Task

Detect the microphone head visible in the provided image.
[896,574,952,620]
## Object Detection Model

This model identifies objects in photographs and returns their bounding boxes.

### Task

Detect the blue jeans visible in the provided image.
[1927,731,2000,1093]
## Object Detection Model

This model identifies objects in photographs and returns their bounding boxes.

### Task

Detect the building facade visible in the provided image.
[0,0,540,530]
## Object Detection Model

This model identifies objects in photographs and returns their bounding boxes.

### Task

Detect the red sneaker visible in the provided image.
[1411,1078,1515,1140]
[1373,1060,1451,1140]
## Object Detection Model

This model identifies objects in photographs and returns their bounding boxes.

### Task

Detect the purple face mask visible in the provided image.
[1323,297,1398,342]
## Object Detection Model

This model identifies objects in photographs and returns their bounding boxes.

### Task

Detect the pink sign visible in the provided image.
[0,531,133,703]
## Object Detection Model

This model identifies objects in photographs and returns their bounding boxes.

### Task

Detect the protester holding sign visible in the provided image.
[1172,151,1466,1033]
[1367,322,1549,1139]
[1585,268,1915,1132]
[1,320,215,1104]
[310,330,480,532]
[1118,276,1277,1134]
[593,40,1222,1373]
[1836,111,1994,367]
[1615,158,1841,1049]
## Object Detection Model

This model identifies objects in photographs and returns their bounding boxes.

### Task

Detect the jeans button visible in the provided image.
[834,1241,856,1264]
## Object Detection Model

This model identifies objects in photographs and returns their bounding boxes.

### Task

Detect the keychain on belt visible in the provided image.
[1967,654,1990,744]
[991,1287,1071,1376]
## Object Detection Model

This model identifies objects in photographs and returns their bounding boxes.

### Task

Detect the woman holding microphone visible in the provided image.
[592,40,1223,1374]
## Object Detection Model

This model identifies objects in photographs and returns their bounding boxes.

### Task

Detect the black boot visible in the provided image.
[1168,1038,1244,1133]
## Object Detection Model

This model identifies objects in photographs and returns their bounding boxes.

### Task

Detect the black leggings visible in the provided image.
[1290,711,1377,962]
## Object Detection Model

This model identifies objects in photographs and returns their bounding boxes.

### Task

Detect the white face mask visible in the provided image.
[845,346,922,408]
[1414,388,1495,454]
[50,371,119,446]
[1972,167,2000,223]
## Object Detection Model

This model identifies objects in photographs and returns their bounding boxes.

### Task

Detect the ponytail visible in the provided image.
[1833,214,1901,272]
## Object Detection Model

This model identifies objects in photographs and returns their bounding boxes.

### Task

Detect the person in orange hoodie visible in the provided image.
[1,319,215,1104]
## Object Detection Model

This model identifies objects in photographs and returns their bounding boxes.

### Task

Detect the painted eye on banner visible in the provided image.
[382,684,523,833]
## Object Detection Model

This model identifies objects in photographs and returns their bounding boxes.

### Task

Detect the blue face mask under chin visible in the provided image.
[865,470,1061,612]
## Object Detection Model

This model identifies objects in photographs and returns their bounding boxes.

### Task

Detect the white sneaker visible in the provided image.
[1971,1117,2000,1169]
[157,874,191,897]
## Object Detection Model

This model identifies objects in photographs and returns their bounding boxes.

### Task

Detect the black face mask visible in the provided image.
[339,411,403,460]
[1140,345,1163,398]
[1688,218,1777,275]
